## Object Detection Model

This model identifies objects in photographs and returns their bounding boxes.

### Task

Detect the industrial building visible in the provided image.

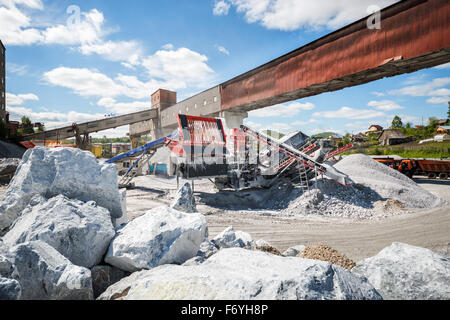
[0,40,5,123]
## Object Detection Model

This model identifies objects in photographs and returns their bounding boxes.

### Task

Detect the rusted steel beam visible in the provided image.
[220,0,450,112]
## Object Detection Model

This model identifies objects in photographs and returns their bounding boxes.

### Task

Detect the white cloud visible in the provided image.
[97,98,149,114]
[43,46,216,101]
[371,91,385,97]
[389,77,450,106]
[426,96,449,105]
[6,62,28,76]
[162,43,174,50]
[213,0,231,16]
[291,118,317,126]
[434,62,450,70]
[215,0,397,31]
[6,92,39,106]
[6,105,105,129]
[215,44,230,55]
[368,100,404,111]
[0,3,142,65]
[249,101,315,118]
[389,77,450,97]
[141,47,215,89]
[43,67,125,98]
[312,107,386,120]
[79,40,142,65]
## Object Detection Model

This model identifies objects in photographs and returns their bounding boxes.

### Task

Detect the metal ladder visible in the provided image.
[297,162,311,193]
[119,149,157,188]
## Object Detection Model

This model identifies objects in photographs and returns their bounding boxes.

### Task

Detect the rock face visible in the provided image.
[3,195,115,268]
[0,277,21,300]
[0,238,15,278]
[10,241,93,300]
[211,226,255,249]
[0,147,124,232]
[171,182,197,213]
[352,242,450,300]
[105,206,208,272]
[99,248,382,300]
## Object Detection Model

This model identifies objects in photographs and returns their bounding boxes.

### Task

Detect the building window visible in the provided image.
[194,103,198,109]
[203,100,207,106]
[213,96,218,103]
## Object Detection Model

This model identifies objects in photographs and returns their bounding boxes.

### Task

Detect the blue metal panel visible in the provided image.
[106,134,174,164]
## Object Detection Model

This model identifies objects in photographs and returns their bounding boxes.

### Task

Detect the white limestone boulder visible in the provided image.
[0,277,21,300]
[196,240,218,259]
[211,226,255,249]
[0,147,124,232]
[98,248,382,300]
[352,242,450,300]
[105,206,208,272]
[10,241,93,300]
[283,245,306,257]
[3,195,116,268]
[171,182,197,213]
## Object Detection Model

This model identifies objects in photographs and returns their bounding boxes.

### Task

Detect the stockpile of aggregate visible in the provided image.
[297,243,356,270]
[279,154,445,219]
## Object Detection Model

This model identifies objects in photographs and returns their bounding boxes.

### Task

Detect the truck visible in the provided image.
[374,157,450,180]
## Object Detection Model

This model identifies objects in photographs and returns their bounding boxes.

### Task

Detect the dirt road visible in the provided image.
[125,176,450,262]
[1,175,448,262]
[205,178,450,261]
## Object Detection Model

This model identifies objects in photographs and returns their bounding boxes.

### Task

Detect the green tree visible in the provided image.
[427,117,438,128]
[447,101,450,121]
[342,133,351,146]
[391,116,403,129]
[21,116,35,135]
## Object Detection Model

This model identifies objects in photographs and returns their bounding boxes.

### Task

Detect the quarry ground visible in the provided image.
[123,175,450,262]
[1,175,448,262]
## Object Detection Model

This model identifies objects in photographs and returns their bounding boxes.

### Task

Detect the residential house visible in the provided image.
[378,129,414,146]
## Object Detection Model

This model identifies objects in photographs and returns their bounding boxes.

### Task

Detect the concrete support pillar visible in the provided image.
[219,111,248,130]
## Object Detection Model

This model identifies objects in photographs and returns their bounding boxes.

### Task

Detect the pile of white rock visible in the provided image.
[1,148,448,300]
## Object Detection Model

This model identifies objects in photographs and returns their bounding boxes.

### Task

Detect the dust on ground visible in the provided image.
[124,175,450,262]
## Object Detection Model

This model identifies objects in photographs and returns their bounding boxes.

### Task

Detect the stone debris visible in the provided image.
[171,182,197,213]
[297,243,357,270]
[10,241,93,300]
[196,240,218,259]
[0,147,125,232]
[3,195,116,268]
[211,226,255,249]
[98,248,382,300]
[283,245,306,257]
[334,154,446,209]
[279,154,446,219]
[352,242,450,300]
[105,206,208,272]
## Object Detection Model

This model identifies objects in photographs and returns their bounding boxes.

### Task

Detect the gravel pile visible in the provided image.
[298,243,356,270]
[334,154,445,209]
[278,154,446,219]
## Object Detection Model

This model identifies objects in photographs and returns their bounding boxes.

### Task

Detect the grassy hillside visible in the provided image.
[344,141,450,159]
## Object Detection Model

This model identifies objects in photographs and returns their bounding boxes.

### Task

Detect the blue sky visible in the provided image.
[1,0,449,138]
